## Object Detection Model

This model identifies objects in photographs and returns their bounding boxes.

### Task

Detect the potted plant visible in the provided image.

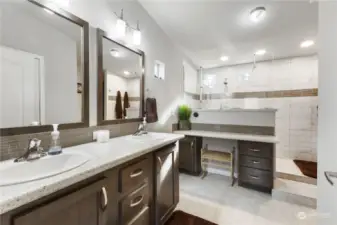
[178,105,192,130]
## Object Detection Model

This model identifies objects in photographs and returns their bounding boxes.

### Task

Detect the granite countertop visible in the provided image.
[192,108,277,112]
[173,130,278,143]
[0,132,184,215]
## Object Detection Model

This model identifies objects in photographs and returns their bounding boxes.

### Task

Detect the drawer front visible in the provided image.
[120,184,149,225]
[127,207,149,225]
[120,158,151,193]
[239,155,272,171]
[239,167,273,188]
[239,141,273,159]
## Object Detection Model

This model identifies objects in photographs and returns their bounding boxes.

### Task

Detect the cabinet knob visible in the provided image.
[101,187,108,210]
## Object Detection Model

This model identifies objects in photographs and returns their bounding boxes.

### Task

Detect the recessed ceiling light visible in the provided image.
[124,71,130,75]
[220,56,229,61]
[250,6,266,23]
[255,49,266,56]
[110,49,120,57]
[301,40,314,48]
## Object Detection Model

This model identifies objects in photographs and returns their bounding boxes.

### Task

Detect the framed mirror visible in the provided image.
[0,0,89,136]
[97,29,144,125]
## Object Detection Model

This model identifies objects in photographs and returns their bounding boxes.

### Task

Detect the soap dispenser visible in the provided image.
[143,116,147,133]
[49,124,62,155]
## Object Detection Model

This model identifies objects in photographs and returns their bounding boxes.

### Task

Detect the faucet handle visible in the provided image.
[28,138,41,150]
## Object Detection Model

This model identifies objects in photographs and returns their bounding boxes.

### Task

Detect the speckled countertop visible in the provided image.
[0,132,184,215]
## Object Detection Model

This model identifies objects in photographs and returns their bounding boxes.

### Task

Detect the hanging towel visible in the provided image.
[123,92,130,118]
[146,98,158,123]
[115,91,123,119]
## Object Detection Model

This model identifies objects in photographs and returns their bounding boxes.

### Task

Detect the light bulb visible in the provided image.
[301,40,314,48]
[116,18,126,38]
[255,49,266,56]
[250,7,266,23]
[133,29,141,46]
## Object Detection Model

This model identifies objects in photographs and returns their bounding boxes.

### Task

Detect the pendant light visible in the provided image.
[116,9,126,38]
[133,21,141,46]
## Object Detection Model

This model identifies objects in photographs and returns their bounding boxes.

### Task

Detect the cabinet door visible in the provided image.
[13,178,108,225]
[155,143,179,225]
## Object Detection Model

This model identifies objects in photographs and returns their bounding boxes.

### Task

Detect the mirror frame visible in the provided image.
[96,28,145,125]
[0,0,90,136]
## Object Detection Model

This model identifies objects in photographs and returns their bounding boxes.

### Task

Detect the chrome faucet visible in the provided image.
[133,118,148,136]
[14,138,47,162]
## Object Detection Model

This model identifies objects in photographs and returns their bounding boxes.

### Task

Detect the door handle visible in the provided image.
[325,171,337,186]
[101,187,108,210]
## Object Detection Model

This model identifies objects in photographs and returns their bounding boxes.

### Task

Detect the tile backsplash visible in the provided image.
[0,123,139,161]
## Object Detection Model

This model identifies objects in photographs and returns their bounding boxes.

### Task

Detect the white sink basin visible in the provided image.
[127,133,167,142]
[0,152,89,187]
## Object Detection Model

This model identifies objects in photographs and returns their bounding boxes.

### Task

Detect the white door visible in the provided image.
[0,46,43,128]
[318,2,337,225]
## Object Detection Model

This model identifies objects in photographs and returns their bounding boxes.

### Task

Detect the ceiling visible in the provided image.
[139,0,318,68]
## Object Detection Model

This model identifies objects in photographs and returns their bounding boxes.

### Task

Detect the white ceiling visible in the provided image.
[139,0,318,68]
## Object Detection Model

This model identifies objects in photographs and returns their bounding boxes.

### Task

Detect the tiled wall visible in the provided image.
[199,55,319,161]
[0,122,139,161]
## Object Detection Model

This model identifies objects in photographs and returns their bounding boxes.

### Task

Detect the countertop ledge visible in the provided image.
[173,130,278,143]
[0,132,184,215]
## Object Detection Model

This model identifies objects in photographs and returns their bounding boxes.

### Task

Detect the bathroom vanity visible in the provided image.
[0,133,184,225]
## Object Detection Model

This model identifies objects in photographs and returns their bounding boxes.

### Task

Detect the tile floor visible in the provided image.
[176,173,317,225]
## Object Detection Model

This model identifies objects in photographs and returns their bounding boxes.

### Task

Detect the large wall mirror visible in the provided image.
[97,29,144,125]
[0,0,89,136]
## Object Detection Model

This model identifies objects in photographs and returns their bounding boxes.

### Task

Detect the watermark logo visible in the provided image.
[297,212,331,220]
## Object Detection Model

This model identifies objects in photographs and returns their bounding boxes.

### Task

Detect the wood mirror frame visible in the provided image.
[96,28,145,126]
[0,0,90,136]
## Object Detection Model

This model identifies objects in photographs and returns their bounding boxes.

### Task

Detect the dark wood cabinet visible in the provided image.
[12,178,108,225]
[155,143,179,225]
[179,136,202,175]
[238,141,275,193]
[0,142,180,225]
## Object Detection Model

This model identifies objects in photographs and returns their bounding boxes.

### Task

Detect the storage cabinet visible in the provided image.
[155,143,179,225]
[12,178,108,225]
[238,141,274,193]
[178,136,202,175]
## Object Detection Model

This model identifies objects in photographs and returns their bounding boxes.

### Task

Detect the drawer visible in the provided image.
[120,157,151,193]
[239,155,272,171]
[239,167,273,188]
[127,207,149,225]
[120,184,149,225]
[239,141,273,159]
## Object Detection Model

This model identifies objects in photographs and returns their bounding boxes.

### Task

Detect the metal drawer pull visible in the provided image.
[325,171,337,185]
[101,187,108,210]
[191,141,194,148]
[249,148,260,152]
[252,160,260,164]
[249,175,260,180]
[130,195,144,207]
[130,169,143,178]
[157,156,163,167]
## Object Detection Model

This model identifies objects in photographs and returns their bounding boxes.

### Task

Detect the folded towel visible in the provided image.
[146,98,158,123]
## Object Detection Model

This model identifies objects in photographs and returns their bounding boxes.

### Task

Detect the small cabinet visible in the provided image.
[155,143,179,225]
[179,136,202,175]
[12,178,108,225]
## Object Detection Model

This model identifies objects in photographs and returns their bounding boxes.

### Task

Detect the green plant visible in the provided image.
[178,105,192,121]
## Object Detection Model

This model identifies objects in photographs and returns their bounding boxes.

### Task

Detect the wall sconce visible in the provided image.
[132,21,141,46]
[115,9,126,38]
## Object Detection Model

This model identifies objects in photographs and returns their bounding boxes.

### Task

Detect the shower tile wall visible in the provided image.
[199,55,318,162]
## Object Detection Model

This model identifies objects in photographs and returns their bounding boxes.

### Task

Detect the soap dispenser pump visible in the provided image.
[49,124,62,155]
